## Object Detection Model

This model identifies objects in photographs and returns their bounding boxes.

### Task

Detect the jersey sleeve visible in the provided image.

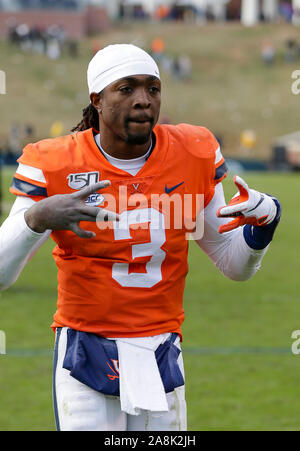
[177,124,228,186]
[9,143,48,200]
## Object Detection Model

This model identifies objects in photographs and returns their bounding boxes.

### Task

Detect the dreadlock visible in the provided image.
[71,103,99,133]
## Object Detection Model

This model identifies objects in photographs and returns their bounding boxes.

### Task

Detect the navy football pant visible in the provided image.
[53,327,187,431]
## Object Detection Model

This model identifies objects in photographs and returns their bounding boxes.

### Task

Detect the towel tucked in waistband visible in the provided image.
[62,329,184,415]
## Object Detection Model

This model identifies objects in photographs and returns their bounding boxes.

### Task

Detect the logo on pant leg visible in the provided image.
[106,359,119,381]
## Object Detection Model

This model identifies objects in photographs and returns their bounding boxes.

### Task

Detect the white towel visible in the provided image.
[113,335,170,416]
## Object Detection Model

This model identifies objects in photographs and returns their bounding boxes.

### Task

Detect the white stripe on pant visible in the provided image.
[53,327,187,431]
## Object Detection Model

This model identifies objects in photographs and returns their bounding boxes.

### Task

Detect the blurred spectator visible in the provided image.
[169,4,184,21]
[155,5,171,21]
[261,40,276,65]
[2,145,20,165]
[285,39,297,63]
[9,123,21,155]
[195,6,207,24]
[118,1,125,20]
[16,23,31,51]
[172,58,181,81]
[46,38,61,60]
[160,54,175,74]
[206,5,215,21]
[227,0,242,20]
[7,22,68,60]
[50,121,64,138]
[8,25,20,45]
[16,0,81,9]
[279,1,293,21]
[0,123,38,165]
[151,37,165,62]
[68,40,79,58]
[171,55,192,81]
[240,129,257,155]
[133,5,147,19]
[177,55,192,80]
[31,25,46,54]
[24,123,35,139]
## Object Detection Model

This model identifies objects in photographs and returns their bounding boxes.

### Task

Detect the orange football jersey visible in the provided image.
[10,124,227,338]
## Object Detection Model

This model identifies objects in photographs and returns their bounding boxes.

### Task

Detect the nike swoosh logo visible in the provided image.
[247,194,264,212]
[165,182,184,194]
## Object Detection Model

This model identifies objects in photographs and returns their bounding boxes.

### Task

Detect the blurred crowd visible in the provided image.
[116,1,298,24]
[5,0,80,10]
[0,122,35,165]
[118,2,224,23]
[7,23,78,59]
[261,37,300,65]
[150,37,192,82]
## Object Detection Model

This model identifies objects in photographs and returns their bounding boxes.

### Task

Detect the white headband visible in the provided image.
[87,44,160,94]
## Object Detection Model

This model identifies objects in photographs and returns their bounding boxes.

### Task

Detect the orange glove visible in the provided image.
[217,176,277,234]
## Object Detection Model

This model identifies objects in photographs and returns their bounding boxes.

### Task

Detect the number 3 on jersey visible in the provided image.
[112,208,166,288]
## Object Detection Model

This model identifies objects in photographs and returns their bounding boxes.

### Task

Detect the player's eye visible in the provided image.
[149,86,160,94]
[119,86,133,94]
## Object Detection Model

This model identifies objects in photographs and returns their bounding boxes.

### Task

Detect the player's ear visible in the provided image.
[90,92,103,114]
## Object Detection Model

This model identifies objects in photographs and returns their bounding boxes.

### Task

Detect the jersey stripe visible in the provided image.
[214,147,223,165]
[13,173,47,188]
[16,164,46,184]
[11,177,47,197]
[214,161,228,181]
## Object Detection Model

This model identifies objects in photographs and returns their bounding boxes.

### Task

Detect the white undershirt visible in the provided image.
[95,134,152,176]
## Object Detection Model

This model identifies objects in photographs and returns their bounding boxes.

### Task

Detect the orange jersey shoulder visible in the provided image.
[10,130,97,198]
[162,123,219,160]
[19,133,81,171]
[156,123,227,195]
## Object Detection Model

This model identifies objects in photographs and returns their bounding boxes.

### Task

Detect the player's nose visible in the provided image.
[132,88,151,109]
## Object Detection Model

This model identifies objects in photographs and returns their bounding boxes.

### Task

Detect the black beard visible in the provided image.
[124,119,153,145]
[125,132,151,145]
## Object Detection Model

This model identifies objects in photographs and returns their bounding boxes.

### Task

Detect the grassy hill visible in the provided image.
[1,21,300,159]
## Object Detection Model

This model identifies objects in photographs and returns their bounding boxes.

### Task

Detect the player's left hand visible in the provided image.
[217,175,277,234]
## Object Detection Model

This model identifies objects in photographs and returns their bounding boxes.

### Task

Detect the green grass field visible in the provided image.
[0,167,299,431]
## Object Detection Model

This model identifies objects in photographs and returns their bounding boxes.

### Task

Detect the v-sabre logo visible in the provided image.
[68,171,104,206]
[106,359,119,381]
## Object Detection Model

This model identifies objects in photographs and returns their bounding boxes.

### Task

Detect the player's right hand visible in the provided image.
[24,181,119,238]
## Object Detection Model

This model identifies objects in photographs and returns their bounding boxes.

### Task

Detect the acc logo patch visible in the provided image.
[85,193,105,206]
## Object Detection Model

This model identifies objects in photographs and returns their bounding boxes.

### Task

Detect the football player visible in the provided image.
[0,44,281,431]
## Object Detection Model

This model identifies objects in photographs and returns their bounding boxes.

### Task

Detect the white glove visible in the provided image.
[217,176,277,234]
